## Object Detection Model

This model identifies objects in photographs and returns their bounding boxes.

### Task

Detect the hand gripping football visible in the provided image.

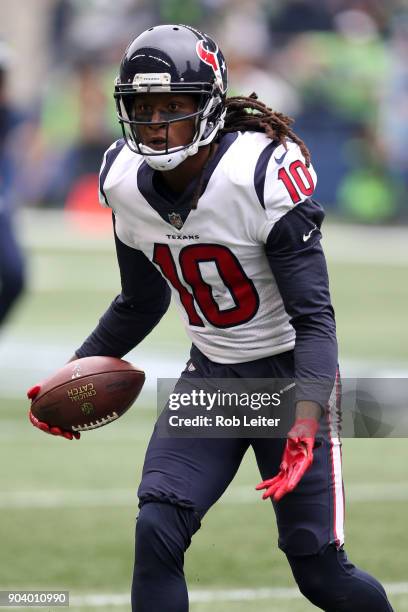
[30,356,145,433]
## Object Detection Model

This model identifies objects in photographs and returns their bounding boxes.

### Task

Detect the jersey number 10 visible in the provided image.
[278,160,314,203]
[153,243,259,328]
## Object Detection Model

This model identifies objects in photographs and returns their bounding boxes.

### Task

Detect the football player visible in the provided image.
[28,25,393,611]
[0,41,25,329]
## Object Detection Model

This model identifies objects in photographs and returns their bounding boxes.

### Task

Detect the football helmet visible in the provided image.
[114,24,228,170]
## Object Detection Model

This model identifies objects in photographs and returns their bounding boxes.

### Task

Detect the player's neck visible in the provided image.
[156,144,217,194]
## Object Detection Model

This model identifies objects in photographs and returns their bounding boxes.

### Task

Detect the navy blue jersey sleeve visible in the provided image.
[265,199,337,406]
[76,215,171,358]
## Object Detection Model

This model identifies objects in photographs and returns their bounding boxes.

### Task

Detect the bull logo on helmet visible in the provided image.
[196,39,226,93]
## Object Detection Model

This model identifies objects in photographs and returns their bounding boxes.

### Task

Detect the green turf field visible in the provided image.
[0,214,407,610]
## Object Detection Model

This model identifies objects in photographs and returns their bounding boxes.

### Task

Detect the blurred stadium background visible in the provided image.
[0,1,407,611]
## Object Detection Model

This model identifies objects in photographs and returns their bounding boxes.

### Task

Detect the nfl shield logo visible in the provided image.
[168,212,184,229]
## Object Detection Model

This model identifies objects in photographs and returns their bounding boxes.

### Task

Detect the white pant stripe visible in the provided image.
[327,371,345,546]
[330,435,345,546]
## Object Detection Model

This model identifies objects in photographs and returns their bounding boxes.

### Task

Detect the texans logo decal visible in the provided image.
[196,39,225,92]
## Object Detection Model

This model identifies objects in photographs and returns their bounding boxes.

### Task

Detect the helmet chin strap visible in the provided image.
[140,140,199,171]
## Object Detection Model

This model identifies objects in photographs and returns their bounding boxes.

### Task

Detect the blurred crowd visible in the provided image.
[2,0,408,224]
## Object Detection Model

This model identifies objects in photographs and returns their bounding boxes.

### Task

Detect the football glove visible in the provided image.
[256,418,319,502]
[27,384,80,440]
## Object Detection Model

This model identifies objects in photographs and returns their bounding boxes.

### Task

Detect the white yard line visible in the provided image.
[0,343,186,395]
[19,210,408,262]
[1,339,408,399]
[1,583,406,608]
[65,581,408,606]
[4,585,407,609]
[0,482,407,509]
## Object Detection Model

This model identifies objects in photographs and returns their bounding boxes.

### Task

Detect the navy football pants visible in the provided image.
[132,347,393,611]
[0,211,25,326]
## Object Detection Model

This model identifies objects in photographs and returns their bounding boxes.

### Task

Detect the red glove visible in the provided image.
[256,418,319,502]
[27,385,80,441]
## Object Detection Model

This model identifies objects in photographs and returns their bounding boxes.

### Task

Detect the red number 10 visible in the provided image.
[278,160,315,203]
[153,243,259,329]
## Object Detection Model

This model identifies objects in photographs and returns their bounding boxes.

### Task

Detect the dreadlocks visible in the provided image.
[220,92,311,167]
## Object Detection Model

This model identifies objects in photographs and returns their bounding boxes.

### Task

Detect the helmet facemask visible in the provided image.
[114,84,225,171]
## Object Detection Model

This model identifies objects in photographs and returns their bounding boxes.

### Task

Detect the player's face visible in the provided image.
[132,93,198,151]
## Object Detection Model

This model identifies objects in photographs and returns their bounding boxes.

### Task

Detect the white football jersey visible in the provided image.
[100,131,317,364]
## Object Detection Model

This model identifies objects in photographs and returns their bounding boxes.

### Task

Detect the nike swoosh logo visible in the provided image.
[274,149,288,164]
[303,226,318,242]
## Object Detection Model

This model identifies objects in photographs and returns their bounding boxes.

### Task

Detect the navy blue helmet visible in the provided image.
[114,24,228,170]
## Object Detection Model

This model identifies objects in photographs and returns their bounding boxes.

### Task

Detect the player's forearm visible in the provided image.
[292,312,337,408]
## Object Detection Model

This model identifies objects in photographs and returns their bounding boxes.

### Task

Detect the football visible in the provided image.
[30,356,145,432]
